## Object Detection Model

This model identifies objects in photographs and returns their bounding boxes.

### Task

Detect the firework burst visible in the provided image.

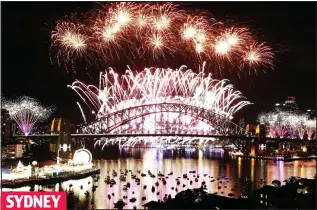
[258,110,316,140]
[51,21,89,65]
[68,63,252,122]
[242,41,274,73]
[213,27,250,62]
[2,96,55,136]
[51,2,274,76]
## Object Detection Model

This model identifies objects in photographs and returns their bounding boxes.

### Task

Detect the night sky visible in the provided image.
[2,2,316,124]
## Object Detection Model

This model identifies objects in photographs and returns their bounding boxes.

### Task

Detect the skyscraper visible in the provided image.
[276,96,300,113]
[1,109,12,144]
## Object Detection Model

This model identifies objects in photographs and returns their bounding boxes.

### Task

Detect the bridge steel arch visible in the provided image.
[80,103,247,136]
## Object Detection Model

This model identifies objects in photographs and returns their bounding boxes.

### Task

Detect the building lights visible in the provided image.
[73,149,92,164]
[2,149,94,181]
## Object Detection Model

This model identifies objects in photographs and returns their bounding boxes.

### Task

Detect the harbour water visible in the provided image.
[3,148,316,209]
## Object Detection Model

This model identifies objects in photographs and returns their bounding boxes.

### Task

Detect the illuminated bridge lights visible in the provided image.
[69,66,251,147]
[79,103,247,136]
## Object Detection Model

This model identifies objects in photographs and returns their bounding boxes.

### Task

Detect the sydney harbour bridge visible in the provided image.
[10,67,316,154]
[79,102,248,149]
[82,103,246,135]
[14,101,316,156]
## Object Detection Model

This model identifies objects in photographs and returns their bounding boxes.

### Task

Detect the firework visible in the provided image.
[242,41,274,73]
[2,96,54,136]
[77,102,87,124]
[68,64,252,135]
[214,27,250,56]
[51,21,89,65]
[258,110,316,140]
[51,2,274,76]
[94,136,227,149]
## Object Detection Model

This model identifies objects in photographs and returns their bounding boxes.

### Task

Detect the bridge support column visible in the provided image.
[249,138,260,156]
[245,140,251,154]
[278,141,283,151]
[51,118,72,164]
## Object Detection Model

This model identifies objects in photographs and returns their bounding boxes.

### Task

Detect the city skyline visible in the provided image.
[2,2,316,124]
[1,2,316,210]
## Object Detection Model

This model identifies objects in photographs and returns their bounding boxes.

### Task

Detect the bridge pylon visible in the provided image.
[50,118,72,163]
[250,123,266,155]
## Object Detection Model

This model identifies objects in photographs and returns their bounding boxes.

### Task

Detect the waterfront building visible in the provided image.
[1,108,12,144]
[275,96,300,113]
[3,144,24,159]
[254,185,292,208]
[2,149,94,182]
[254,177,316,209]
[258,96,316,139]
[2,161,32,180]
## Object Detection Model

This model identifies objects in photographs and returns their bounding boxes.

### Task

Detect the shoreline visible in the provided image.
[2,168,100,188]
[232,155,317,161]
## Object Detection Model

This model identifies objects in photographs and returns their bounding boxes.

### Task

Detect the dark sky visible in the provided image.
[1,2,316,124]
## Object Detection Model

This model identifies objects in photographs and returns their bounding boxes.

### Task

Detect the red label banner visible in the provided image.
[1,192,67,210]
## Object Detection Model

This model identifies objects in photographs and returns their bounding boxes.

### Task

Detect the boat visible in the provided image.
[109,179,116,185]
[104,176,111,184]
[129,197,137,203]
[120,175,126,182]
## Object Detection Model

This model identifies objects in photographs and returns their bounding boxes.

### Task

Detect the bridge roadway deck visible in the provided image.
[12,134,315,142]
